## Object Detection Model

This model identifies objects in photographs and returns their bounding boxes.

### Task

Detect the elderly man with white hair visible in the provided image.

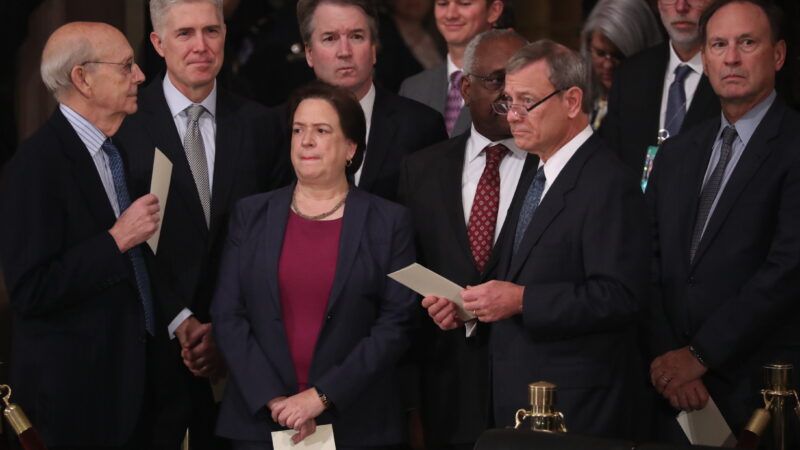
[0,21,177,449]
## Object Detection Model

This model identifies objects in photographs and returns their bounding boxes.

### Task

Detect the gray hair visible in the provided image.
[40,34,94,100]
[506,39,592,114]
[580,0,662,101]
[462,29,528,76]
[150,0,224,34]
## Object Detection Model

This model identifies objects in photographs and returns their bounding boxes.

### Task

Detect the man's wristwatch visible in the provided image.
[688,344,708,367]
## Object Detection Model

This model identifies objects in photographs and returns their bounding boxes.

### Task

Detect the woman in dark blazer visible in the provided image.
[211,82,417,449]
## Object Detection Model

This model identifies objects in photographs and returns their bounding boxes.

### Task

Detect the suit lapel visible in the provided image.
[507,138,594,279]
[359,88,397,191]
[439,134,475,271]
[432,65,449,113]
[325,188,369,314]
[52,111,118,228]
[691,102,784,267]
[676,121,719,264]
[262,186,292,314]
[141,79,209,239]
[210,91,244,241]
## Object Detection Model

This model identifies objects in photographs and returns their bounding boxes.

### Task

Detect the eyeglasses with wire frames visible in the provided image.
[81,59,136,75]
[491,89,563,117]
[467,71,505,91]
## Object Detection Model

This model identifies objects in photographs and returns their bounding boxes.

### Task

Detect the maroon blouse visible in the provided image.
[278,211,343,391]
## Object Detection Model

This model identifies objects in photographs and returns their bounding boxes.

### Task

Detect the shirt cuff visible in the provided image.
[465,319,478,338]
[167,308,194,339]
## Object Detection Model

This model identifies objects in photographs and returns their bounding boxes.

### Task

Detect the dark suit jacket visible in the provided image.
[399,64,471,136]
[118,78,290,323]
[0,110,161,446]
[211,186,417,447]
[491,134,650,439]
[647,99,800,432]
[358,87,447,201]
[600,42,720,174]
[397,132,535,446]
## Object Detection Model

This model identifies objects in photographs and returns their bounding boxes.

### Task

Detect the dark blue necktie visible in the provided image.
[514,167,546,253]
[664,65,693,138]
[102,138,156,336]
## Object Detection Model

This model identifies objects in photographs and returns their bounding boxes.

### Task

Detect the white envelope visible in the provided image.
[271,424,336,450]
[677,396,736,447]
[147,147,172,254]
[388,263,475,321]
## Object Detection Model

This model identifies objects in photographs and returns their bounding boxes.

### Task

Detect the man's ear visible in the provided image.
[461,75,472,106]
[70,65,92,98]
[305,43,314,69]
[487,0,504,26]
[150,31,166,58]
[564,86,585,119]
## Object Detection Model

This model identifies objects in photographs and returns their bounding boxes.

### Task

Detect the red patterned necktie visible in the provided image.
[467,144,509,273]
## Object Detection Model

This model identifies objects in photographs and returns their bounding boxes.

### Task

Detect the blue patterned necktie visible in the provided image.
[664,65,693,138]
[688,126,738,263]
[102,138,156,336]
[514,167,546,253]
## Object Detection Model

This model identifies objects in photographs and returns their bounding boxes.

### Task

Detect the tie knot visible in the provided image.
[534,166,546,183]
[721,125,738,146]
[484,144,508,167]
[186,104,206,122]
[101,138,119,157]
[674,65,692,83]
[451,70,463,85]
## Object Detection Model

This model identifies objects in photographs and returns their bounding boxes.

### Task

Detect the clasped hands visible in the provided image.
[421,280,524,330]
[650,346,709,412]
[268,388,327,444]
[175,316,226,381]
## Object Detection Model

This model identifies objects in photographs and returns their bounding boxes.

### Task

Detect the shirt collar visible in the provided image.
[718,90,776,147]
[162,73,217,119]
[540,126,594,183]
[466,124,526,163]
[447,53,460,80]
[59,103,107,157]
[359,83,376,125]
[667,41,703,78]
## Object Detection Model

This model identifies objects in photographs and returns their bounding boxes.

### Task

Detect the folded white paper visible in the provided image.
[147,147,172,254]
[271,424,336,450]
[677,397,736,447]
[388,263,475,321]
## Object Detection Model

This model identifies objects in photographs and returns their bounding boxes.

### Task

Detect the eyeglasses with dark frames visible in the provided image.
[491,89,563,117]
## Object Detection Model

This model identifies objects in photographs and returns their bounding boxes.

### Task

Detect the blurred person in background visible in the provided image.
[580,0,662,129]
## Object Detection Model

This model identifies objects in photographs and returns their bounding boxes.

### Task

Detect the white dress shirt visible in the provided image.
[461,125,527,242]
[658,42,704,132]
[540,126,594,199]
[353,83,376,186]
[162,74,218,191]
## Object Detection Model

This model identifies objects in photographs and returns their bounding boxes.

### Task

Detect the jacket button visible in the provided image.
[326,315,332,321]
[688,277,695,285]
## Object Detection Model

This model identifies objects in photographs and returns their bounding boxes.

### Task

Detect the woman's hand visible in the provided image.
[270,388,326,430]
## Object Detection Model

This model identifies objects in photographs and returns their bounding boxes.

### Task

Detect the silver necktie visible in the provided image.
[184,104,211,226]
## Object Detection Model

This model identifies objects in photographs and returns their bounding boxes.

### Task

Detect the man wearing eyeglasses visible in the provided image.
[0,22,174,448]
[424,40,650,439]
[399,29,529,450]
[601,0,719,183]
[116,0,290,448]
[647,0,800,444]
[399,0,504,137]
